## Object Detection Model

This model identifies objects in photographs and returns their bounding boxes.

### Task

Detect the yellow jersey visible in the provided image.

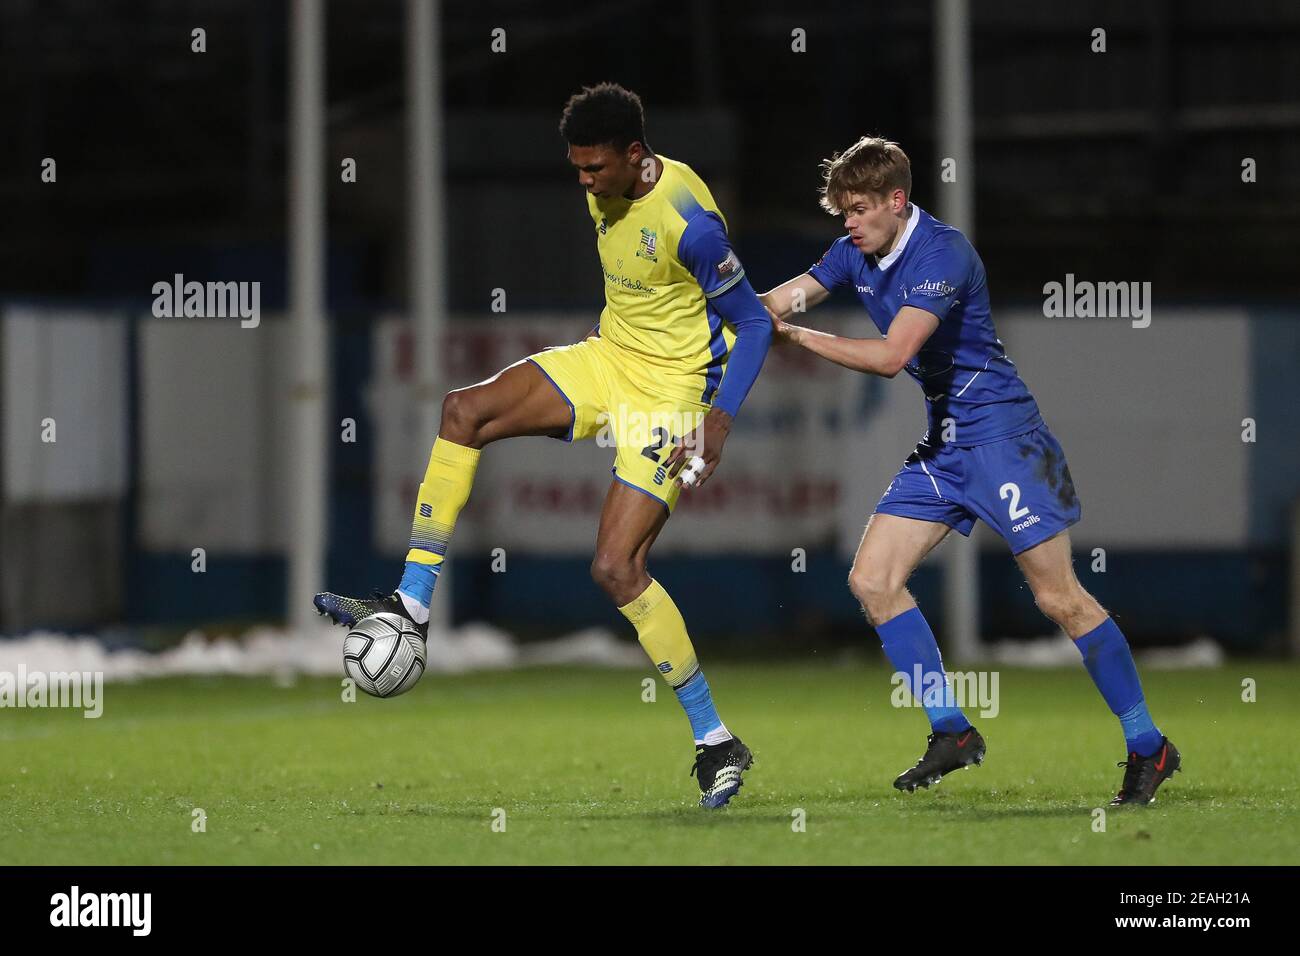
[587,155,745,404]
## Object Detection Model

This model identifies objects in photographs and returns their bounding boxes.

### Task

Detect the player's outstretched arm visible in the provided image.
[759,274,831,322]
[779,305,939,378]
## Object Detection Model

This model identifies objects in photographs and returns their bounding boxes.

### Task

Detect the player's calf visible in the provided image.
[614,573,752,808]
[1018,534,1173,797]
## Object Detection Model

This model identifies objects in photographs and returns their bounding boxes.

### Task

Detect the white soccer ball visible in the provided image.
[342,612,426,698]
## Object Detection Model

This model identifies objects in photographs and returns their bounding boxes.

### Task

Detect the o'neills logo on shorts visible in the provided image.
[1011,513,1041,533]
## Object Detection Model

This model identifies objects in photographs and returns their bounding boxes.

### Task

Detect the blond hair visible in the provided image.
[818,136,912,215]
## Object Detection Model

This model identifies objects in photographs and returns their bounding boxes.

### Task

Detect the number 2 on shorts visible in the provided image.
[1000,482,1030,520]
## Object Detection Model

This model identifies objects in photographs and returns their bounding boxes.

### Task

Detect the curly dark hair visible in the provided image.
[559,82,647,151]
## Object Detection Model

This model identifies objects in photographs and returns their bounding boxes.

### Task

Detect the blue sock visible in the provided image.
[674,671,729,745]
[876,607,971,734]
[398,561,440,609]
[1075,617,1163,757]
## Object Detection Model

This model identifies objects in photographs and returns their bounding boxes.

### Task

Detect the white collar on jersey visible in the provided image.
[874,203,920,270]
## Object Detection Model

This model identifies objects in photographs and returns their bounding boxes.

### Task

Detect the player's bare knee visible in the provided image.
[1062,586,1107,634]
[848,566,896,622]
[1031,588,1066,624]
[1034,584,1091,630]
[440,388,488,447]
[590,552,640,602]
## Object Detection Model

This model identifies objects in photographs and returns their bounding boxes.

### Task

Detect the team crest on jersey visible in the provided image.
[716,250,741,277]
[636,227,658,262]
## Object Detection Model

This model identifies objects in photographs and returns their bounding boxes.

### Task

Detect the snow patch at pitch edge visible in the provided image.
[987,634,1224,668]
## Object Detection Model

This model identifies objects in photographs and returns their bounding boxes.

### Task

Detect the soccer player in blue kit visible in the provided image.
[761,137,1181,806]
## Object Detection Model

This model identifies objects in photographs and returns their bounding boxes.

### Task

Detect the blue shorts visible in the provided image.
[875,425,1081,554]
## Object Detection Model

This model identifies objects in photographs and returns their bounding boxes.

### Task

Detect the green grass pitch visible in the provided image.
[2,662,1296,865]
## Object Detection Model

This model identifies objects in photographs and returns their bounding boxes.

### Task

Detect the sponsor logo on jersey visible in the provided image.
[598,217,608,234]
[601,265,657,296]
[911,278,957,298]
[717,250,740,277]
[856,284,874,295]
[636,227,658,262]
[658,661,673,673]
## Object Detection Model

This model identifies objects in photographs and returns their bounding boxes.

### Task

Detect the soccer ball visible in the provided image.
[342,612,426,698]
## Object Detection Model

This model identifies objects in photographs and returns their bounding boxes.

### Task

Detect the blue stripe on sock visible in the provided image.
[875,607,971,734]
[674,671,723,743]
[398,561,440,609]
[1076,617,1162,756]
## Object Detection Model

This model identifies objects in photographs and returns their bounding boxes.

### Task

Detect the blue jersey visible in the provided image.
[809,204,1042,447]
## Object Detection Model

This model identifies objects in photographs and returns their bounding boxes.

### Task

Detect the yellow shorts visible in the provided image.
[527,336,710,512]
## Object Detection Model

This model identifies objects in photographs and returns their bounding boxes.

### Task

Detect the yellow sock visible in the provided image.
[402,438,480,599]
[618,579,700,689]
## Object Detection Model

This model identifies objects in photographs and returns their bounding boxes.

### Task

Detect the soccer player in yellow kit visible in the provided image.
[315,83,772,808]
